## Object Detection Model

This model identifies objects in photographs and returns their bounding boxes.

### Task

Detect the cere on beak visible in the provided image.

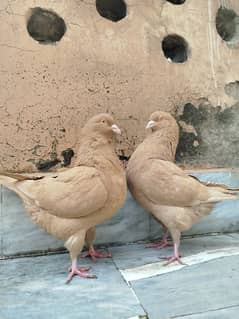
[146,120,156,129]
[111,124,121,135]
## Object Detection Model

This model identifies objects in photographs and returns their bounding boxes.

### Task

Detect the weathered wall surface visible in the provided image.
[0,0,239,171]
[176,100,239,167]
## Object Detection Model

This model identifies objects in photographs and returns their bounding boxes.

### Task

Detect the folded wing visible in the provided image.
[14,166,108,218]
[129,159,211,207]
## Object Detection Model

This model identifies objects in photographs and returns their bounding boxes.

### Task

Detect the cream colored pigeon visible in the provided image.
[127,111,239,265]
[0,113,127,282]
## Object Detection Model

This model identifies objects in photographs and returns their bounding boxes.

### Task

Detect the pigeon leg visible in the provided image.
[82,227,112,262]
[159,229,186,265]
[82,244,112,262]
[66,259,96,283]
[160,243,186,265]
[146,225,173,249]
[65,230,96,283]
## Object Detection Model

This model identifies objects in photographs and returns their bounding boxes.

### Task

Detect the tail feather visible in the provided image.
[0,172,44,194]
[0,172,45,206]
[190,174,239,190]
[207,186,239,203]
[204,182,239,194]
[0,171,43,181]
[189,174,239,201]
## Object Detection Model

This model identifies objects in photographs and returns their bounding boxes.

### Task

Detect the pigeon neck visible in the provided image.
[146,128,179,161]
[75,133,118,167]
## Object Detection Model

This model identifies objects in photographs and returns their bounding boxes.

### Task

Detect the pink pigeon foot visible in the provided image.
[159,243,186,266]
[160,255,186,266]
[81,245,112,262]
[145,239,173,249]
[68,266,91,272]
[66,260,96,284]
[146,227,172,249]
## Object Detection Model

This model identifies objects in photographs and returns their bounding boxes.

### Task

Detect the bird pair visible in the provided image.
[0,112,238,283]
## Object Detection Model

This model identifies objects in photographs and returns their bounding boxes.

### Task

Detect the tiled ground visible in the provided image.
[1,234,239,319]
[0,253,145,319]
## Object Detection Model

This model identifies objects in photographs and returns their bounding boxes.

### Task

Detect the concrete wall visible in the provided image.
[1,170,239,257]
[0,0,239,171]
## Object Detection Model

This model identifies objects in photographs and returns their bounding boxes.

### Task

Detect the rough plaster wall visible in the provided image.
[176,100,239,167]
[0,0,239,171]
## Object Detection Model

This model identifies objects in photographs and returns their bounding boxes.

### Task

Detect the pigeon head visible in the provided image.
[84,113,121,137]
[146,111,178,133]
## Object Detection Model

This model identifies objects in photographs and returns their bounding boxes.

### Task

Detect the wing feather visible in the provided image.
[17,166,108,218]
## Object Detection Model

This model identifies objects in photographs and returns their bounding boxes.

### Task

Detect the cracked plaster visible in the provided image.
[0,0,239,171]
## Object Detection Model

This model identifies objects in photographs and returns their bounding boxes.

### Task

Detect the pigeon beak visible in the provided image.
[146,120,156,129]
[111,124,121,135]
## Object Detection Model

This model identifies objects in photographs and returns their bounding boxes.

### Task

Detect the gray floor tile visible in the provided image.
[131,255,239,319]
[175,306,239,319]
[110,234,239,270]
[0,253,146,319]
[110,243,162,269]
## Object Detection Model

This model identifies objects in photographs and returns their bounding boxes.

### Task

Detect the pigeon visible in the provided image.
[0,113,127,282]
[127,111,239,265]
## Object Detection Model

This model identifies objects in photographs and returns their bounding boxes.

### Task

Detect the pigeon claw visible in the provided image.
[145,239,173,249]
[160,255,186,266]
[82,249,112,263]
[66,267,96,284]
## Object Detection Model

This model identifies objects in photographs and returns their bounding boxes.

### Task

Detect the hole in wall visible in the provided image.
[26,7,66,44]
[96,0,127,22]
[166,0,185,5]
[216,6,239,43]
[162,34,189,63]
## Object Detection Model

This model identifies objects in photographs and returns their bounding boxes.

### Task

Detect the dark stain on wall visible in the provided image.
[35,152,60,171]
[176,101,239,166]
[61,148,74,167]
[225,81,239,100]
[216,6,237,41]
[35,148,75,171]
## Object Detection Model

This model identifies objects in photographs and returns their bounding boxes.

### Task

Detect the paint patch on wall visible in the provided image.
[176,101,239,167]
[216,6,239,46]
[225,81,239,100]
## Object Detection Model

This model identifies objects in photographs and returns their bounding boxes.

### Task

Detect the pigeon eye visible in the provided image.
[102,120,105,123]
